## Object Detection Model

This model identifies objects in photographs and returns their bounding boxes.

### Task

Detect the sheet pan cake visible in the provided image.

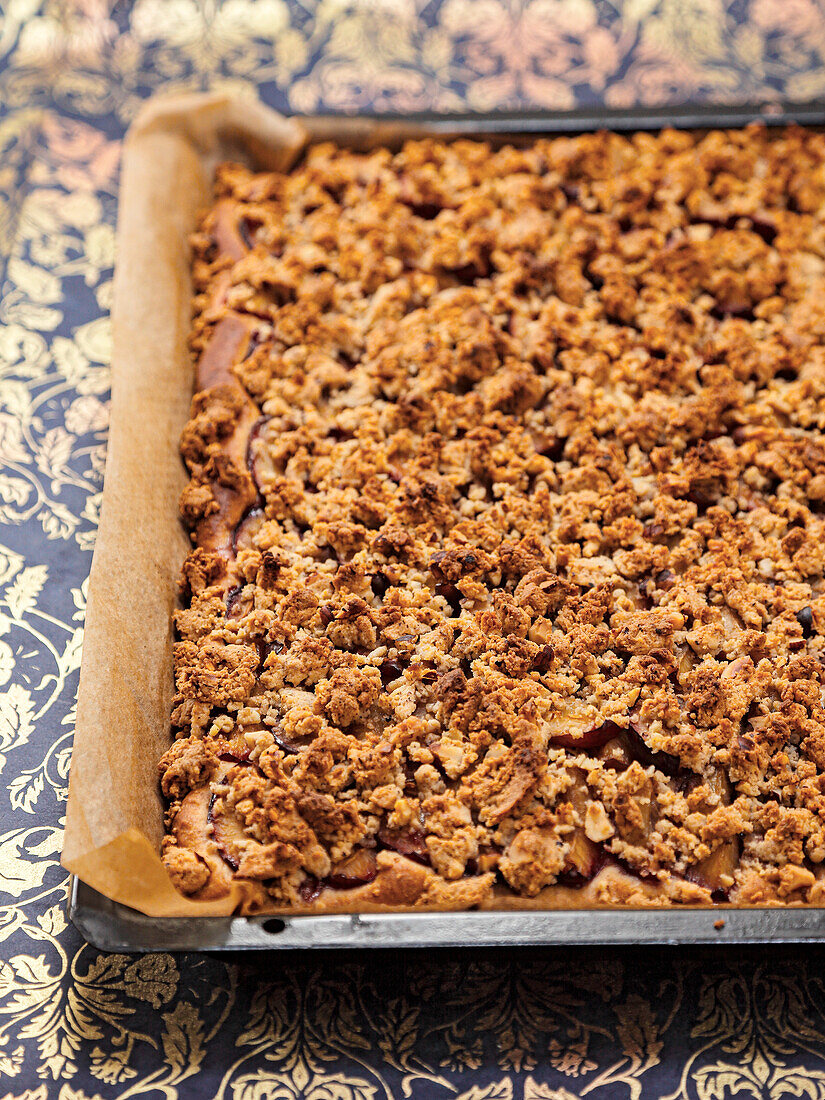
[160,126,825,912]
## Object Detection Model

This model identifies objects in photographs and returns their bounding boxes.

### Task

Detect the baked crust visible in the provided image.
[164,127,825,913]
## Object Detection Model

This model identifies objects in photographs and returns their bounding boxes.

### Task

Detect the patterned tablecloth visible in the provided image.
[3,3,825,1098]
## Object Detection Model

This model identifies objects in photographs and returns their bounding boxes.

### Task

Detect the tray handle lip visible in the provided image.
[68,877,825,953]
[295,98,825,133]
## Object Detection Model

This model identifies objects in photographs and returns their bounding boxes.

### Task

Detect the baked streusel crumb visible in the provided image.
[162,126,825,912]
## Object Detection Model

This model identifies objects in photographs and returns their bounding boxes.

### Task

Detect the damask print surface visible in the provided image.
[3,1,825,1096]
[4,0,825,120]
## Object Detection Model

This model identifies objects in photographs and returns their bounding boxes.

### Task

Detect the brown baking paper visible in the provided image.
[62,92,308,916]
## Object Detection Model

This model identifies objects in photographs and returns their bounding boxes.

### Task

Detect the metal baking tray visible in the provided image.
[68,877,825,950]
[69,97,825,952]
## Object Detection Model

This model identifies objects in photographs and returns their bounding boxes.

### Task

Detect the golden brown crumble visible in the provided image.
[162,125,825,912]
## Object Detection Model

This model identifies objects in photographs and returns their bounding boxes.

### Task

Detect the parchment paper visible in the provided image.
[62,92,308,916]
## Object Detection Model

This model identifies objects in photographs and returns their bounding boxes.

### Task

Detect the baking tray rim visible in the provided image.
[299,97,825,137]
[69,96,825,952]
[68,877,825,952]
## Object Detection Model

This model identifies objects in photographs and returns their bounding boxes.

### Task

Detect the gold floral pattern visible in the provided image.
[4,2,825,1096]
[3,0,825,119]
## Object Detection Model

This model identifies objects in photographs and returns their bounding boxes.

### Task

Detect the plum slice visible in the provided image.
[196,482,257,562]
[210,199,253,262]
[270,691,319,753]
[546,700,620,751]
[269,704,317,754]
[208,795,248,872]
[255,638,282,674]
[401,760,418,796]
[225,584,245,619]
[435,581,462,616]
[623,720,682,777]
[548,720,624,752]
[683,768,738,898]
[557,830,607,887]
[557,775,608,887]
[233,507,265,554]
[246,416,271,494]
[299,876,323,903]
[218,748,251,765]
[548,708,684,778]
[719,605,745,634]
[188,314,265,560]
[271,725,315,754]
[238,215,263,250]
[598,736,633,772]
[206,754,259,871]
[377,825,430,865]
[676,646,697,682]
[298,850,379,900]
[685,843,737,900]
[326,848,378,889]
[611,702,683,777]
[380,657,409,686]
[196,313,260,391]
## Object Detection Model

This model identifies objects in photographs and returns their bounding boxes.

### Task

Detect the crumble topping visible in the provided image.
[162,125,825,911]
